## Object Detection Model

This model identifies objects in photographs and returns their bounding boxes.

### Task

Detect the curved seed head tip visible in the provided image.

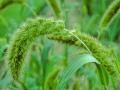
[7,17,65,80]
[8,17,119,81]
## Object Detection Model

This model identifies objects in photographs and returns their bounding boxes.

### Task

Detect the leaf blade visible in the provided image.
[55,54,100,90]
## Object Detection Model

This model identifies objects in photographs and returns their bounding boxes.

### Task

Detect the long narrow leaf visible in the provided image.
[55,54,100,90]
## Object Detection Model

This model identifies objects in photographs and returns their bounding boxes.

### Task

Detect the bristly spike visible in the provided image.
[7,17,119,80]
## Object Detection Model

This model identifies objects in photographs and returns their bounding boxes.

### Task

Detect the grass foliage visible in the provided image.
[0,0,120,90]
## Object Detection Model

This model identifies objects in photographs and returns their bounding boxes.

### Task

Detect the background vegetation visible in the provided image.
[0,0,120,90]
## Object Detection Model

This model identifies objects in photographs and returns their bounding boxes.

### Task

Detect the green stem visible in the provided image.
[99,0,120,30]
[0,0,24,10]
[46,0,62,18]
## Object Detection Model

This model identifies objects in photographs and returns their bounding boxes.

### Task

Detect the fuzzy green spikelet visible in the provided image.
[8,17,65,80]
[99,0,120,30]
[48,30,117,76]
[8,17,118,80]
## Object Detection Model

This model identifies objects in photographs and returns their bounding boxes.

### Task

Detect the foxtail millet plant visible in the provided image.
[7,17,118,80]
[99,0,120,30]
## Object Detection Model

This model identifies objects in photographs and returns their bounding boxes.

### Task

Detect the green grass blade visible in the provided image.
[55,54,100,90]
[96,64,109,89]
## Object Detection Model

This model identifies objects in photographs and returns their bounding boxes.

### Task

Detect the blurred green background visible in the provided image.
[0,0,120,90]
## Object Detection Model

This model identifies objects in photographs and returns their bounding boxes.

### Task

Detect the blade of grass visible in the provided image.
[55,54,100,90]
